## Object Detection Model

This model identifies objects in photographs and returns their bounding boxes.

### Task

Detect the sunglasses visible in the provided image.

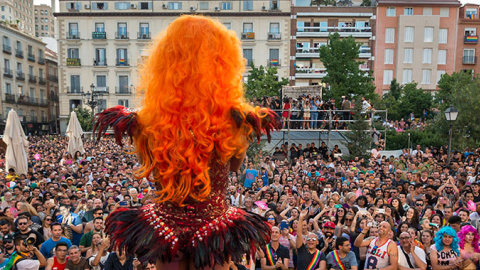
[46,219,52,221]
[345,219,353,221]
[268,218,275,220]
[18,223,28,226]
[306,237,317,241]
[416,204,424,206]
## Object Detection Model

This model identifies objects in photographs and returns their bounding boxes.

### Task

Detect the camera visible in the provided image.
[23,236,36,246]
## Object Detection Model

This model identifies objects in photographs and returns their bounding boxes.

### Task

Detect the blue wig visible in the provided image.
[434,226,460,256]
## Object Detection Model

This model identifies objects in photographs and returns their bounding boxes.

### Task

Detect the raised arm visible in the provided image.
[296,209,308,249]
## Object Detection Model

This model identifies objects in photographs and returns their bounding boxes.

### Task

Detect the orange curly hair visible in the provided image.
[134,15,265,206]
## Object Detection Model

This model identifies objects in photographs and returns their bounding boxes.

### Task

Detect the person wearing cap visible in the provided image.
[260,226,289,270]
[326,236,358,270]
[3,233,15,258]
[397,231,426,270]
[316,221,337,255]
[296,209,327,270]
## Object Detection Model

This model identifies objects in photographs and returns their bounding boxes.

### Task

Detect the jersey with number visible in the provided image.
[364,238,392,270]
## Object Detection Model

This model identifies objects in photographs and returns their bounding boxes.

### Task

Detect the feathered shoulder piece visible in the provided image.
[93,105,139,146]
[230,107,281,143]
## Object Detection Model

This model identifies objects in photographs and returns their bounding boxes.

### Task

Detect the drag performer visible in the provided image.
[94,15,281,269]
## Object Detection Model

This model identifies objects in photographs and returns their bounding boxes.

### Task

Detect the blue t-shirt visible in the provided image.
[244,169,258,188]
[40,237,73,259]
[261,171,269,187]
[57,213,83,245]
[0,258,7,270]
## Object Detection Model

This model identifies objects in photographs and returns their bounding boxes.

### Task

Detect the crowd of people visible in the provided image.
[0,134,479,270]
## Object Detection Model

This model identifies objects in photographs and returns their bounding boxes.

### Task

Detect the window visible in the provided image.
[118,100,129,107]
[223,22,231,30]
[93,2,108,10]
[96,75,107,91]
[437,70,446,83]
[385,28,395,43]
[16,62,22,74]
[95,48,106,65]
[68,23,78,37]
[386,7,395,16]
[66,2,81,10]
[16,40,21,52]
[463,49,475,64]
[115,2,130,10]
[422,69,431,84]
[466,8,477,19]
[18,85,24,95]
[117,48,128,65]
[439,29,448,44]
[403,69,412,84]
[29,88,35,98]
[243,0,253,11]
[70,75,80,92]
[28,66,33,76]
[423,48,432,64]
[383,70,393,85]
[404,27,414,42]
[269,49,279,66]
[117,23,127,37]
[270,0,278,10]
[465,28,476,36]
[139,23,149,37]
[168,2,182,10]
[221,2,232,10]
[423,7,432,15]
[67,48,79,58]
[270,23,280,34]
[437,50,447,65]
[424,27,433,42]
[4,59,9,70]
[139,2,152,10]
[2,36,10,48]
[5,83,11,94]
[440,7,449,17]
[384,49,394,64]
[199,2,208,10]
[97,100,106,113]
[404,7,413,15]
[243,23,253,33]
[118,75,129,93]
[320,22,328,32]
[95,23,105,32]
[243,48,253,65]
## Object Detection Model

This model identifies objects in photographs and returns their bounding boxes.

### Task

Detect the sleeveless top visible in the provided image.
[52,256,67,270]
[431,245,458,268]
[365,238,393,269]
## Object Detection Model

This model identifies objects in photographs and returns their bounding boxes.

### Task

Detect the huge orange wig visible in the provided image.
[133,15,269,206]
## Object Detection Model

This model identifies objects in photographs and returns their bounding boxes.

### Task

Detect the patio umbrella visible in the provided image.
[66,111,85,155]
[3,110,28,175]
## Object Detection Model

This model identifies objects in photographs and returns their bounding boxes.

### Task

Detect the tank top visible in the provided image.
[365,238,392,269]
[52,256,67,270]
[430,245,458,268]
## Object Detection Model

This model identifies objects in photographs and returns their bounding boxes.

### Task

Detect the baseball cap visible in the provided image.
[324,221,335,229]
[3,234,13,242]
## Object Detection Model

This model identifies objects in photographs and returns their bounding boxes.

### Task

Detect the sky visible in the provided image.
[32,0,480,13]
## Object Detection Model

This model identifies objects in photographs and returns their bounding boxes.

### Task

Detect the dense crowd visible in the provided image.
[0,135,479,270]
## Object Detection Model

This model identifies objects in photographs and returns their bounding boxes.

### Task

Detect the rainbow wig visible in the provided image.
[133,15,272,206]
[458,225,480,253]
[434,226,460,255]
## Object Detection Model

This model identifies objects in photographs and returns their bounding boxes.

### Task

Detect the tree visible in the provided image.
[244,63,289,100]
[343,101,371,159]
[319,33,376,102]
[360,0,372,6]
[69,108,93,132]
[311,0,336,6]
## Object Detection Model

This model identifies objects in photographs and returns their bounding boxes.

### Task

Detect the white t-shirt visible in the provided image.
[398,245,426,268]
[16,259,40,270]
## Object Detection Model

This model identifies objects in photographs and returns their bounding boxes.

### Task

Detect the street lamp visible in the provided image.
[445,105,458,164]
[83,83,104,116]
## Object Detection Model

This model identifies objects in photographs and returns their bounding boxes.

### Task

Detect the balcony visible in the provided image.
[463,56,477,65]
[67,58,81,66]
[27,53,35,62]
[268,32,281,40]
[296,48,320,58]
[359,47,371,58]
[268,59,281,67]
[29,97,38,106]
[39,99,47,106]
[297,26,372,38]
[66,86,84,94]
[92,31,107,39]
[93,59,107,67]
[38,77,46,85]
[15,49,23,58]
[3,68,13,78]
[49,93,59,102]
[464,35,479,44]
[38,57,45,65]
[115,86,131,94]
[17,95,29,105]
[241,32,255,40]
[16,71,25,81]
[5,93,15,103]
[116,58,129,66]
[115,32,129,40]
[295,67,327,79]
[138,32,151,39]
[28,75,37,83]
[66,31,80,39]
[3,44,11,54]
[48,74,58,82]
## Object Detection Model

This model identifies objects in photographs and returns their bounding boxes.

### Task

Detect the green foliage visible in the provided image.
[246,139,266,165]
[375,82,433,121]
[69,108,93,132]
[311,0,336,6]
[385,128,445,150]
[360,0,372,6]
[434,72,480,148]
[343,101,371,159]
[319,33,376,102]
[244,63,289,100]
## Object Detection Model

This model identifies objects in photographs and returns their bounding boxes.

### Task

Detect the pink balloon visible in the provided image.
[34,154,41,161]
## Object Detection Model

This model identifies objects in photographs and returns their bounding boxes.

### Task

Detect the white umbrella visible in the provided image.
[66,111,85,155]
[3,110,28,175]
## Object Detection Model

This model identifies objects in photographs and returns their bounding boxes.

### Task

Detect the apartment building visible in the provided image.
[456,4,480,74]
[375,0,460,95]
[0,23,53,135]
[0,0,34,35]
[290,4,376,86]
[35,4,55,38]
[45,48,59,133]
[55,0,290,132]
